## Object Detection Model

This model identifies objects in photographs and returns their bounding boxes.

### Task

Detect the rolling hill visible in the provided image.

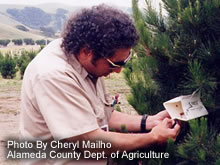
[0,22,48,40]
[0,3,74,40]
[0,3,131,40]
[0,12,47,40]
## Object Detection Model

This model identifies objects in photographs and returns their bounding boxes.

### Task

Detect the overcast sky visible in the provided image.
[0,0,162,8]
[0,0,135,7]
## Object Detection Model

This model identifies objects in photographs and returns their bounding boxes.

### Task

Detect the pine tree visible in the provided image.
[123,0,220,164]
[16,50,37,79]
[0,53,17,79]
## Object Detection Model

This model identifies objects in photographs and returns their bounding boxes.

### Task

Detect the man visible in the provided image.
[20,4,180,164]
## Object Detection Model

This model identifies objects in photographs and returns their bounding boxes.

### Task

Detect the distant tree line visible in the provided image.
[0,39,10,46]
[0,39,51,47]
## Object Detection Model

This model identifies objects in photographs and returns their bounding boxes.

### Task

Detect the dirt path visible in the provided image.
[0,73,136,165]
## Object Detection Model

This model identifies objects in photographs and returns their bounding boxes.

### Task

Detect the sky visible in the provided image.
[0,0,162,8]
[0,0,136,7]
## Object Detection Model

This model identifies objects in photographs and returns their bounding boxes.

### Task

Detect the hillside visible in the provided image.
[0,12,50,40]
[0,11,22,26]
[0,23,48,40]
[0,3,78,39]
[0,3,131,40]
[0,4,66,39]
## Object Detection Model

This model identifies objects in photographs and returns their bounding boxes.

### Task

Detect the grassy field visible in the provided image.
[0,44,41,55]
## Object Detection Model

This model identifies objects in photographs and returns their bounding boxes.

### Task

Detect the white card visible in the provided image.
[163,89,208,121]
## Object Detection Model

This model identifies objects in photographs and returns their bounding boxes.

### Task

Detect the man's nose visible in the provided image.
[112,67,122,73]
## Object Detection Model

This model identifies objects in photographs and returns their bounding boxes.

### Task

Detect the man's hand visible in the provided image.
[150,118,180,143]
[146,110,171,130]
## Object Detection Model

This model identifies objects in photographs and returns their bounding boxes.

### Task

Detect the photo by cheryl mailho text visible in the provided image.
[5,140,169,161]
[6,140,111,160]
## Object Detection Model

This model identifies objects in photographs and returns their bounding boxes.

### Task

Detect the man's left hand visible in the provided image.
[146,110,171,130]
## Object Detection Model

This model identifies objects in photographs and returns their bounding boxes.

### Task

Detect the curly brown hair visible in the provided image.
[61,4,139,62]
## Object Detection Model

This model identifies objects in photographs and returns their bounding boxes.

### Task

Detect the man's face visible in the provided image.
[89,48,131,78]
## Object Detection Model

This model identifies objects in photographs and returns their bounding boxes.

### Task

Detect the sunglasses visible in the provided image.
[105,51,132,68]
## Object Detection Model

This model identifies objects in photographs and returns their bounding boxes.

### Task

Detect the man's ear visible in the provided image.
[79,45,93,62]
[81,45,92,56]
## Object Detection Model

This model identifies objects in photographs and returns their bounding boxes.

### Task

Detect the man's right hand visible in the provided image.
[150,118,180,144]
